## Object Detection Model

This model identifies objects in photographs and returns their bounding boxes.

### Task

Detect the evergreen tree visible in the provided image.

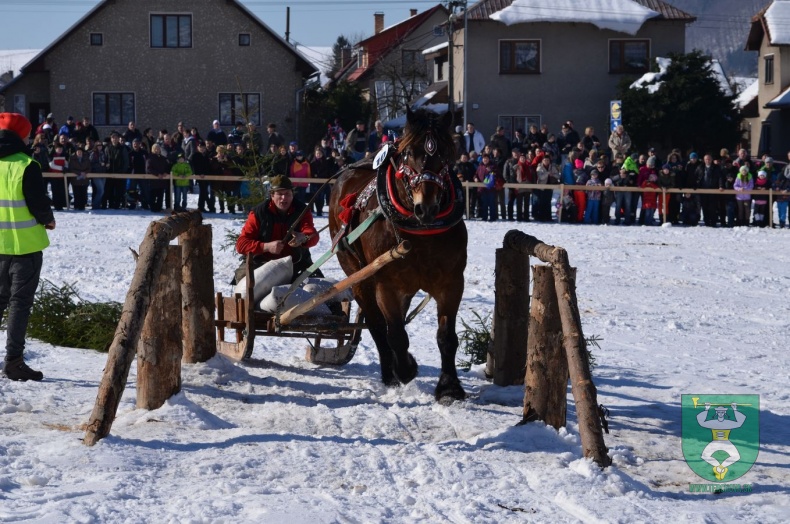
[300,81,371,153]
[618,51,742,155]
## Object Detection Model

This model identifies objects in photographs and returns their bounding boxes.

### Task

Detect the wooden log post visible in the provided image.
[83,211,203,446]
[522,265,569,430]
[491,246,530,386]
[503,230,611,467]
[137,245,183,409]
[180,224,216,363]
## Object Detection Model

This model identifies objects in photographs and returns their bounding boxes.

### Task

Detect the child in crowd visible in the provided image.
[573,158,588,222]
[600,178,614,224]
[584,169,602,224]
[733,165,753,226]
[641,173,660,225]
[171,154,193,212]
[752,170,770,227]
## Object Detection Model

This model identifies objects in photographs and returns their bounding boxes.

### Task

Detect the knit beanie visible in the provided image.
[0,113,32,140]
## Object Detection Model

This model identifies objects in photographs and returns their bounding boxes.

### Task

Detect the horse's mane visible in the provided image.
[397,109,456,161]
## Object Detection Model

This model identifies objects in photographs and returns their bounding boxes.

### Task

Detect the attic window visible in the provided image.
[90,33,103,46]
[239,33,251,46]
[609,39,649,74]
[499,40,541,74]
[150,14,192,48]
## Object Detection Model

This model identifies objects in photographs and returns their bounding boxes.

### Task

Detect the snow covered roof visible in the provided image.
[422,42,449,55]
[490,0,660,35]
[734,77,758,109]
[765,0,790,45]
[0,49,40,80]
[630,57,734,96]
[296,45,333,85]
[765,84,790,108]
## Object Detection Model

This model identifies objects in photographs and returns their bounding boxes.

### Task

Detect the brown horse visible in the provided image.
[328,108,468,402]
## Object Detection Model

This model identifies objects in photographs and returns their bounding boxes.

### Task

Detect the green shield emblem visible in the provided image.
[682,395,759,482]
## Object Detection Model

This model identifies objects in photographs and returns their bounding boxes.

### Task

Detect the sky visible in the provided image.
[1,198,788,521]
[0,0,448,50]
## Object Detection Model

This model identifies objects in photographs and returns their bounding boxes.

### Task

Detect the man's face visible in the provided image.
[133,141,141,150]
[83,118,90,126]
[128,122,135,130]
[271,189,293,211]
[111,135,119,145]
[467,124,474,133]
[375,123,383,132]
[704,155,713,165]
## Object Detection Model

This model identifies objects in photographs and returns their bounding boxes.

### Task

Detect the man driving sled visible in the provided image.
[234,175,321,284]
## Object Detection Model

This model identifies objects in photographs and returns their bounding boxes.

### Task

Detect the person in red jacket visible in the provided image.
[234,175,320,284]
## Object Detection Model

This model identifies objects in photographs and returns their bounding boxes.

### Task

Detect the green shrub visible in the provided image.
[24,280,122,352]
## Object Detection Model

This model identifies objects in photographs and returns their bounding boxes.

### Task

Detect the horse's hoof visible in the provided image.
[393,352,418,384]
[434,374,466,404]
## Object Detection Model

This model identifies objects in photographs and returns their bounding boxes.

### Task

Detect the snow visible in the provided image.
[734,77,759,109]
[765,0,790,45]
[295,45,333,85]
[422,42,448,55]
[630,57,733,96]
[0,49,40,84]
[1,196,790,522]
[490,0,659,36]
[766,85,790,109]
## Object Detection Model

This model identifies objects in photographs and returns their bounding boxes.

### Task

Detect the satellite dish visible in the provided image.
[433,25,444,37]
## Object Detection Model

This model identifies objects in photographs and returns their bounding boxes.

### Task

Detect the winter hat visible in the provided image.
[604,178,612,187]
[590,169,600,177]
[689,152,698,160]
[0,112,32,140]
[646,157,656,168]
[269,175,294,191]
[662,163,671,170]
[739,165,750,175]
[765,157,773,164]
[758,170,767,178]
[574,159,584,169]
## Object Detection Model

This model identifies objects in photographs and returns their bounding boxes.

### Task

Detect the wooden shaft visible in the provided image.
[279,241,412,325]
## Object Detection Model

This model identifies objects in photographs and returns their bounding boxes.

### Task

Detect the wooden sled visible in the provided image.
[215,256,365,365]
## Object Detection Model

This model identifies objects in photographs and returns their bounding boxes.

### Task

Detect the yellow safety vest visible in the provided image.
[0,152,50,255]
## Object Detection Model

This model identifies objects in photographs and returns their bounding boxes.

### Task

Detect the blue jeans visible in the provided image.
[643,207,656,225]
[174,186,189,209]
[91,178,105,208]
[0,252,43,360]
[777,201,788,225]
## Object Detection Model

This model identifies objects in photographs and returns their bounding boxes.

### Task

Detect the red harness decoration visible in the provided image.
[338,193,358,225]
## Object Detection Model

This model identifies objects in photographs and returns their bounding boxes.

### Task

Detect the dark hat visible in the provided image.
[0,112,32,139]
[689,152,698,159]
[132,138,141,143]
[662,163,671,170]
[235,120,245,126]
[295,150,304,157]
[269,175,293,191]
[289,141,298,147]
[67,115,74,121]
[356,120,365,125]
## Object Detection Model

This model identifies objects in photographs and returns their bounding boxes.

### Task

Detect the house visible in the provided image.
[450,0,694,143]
[334,5,449,123]
[0,0,316,141]
[745,0,790,157]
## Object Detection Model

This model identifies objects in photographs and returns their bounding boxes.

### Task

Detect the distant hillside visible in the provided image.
[673,0,768,76]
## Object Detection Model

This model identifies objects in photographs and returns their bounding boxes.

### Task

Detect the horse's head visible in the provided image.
[395,107,456,225]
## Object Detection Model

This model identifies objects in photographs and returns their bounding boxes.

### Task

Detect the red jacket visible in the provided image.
[236,199,318,261]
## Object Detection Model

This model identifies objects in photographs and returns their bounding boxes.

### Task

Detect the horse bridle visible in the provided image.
[394,131,452,202]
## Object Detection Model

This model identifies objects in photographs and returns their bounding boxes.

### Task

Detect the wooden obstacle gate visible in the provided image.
[84,211,216,446]
[490,230,611,468]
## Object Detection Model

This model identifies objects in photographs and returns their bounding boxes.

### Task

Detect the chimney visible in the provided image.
[340,47,352,68]
[374,12,384,34]
[410,9,418,17]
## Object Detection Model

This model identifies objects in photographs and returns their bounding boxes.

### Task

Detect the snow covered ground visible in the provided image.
[1,199,789,523]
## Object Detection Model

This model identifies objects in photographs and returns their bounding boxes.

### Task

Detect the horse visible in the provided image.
[328,108,468,403]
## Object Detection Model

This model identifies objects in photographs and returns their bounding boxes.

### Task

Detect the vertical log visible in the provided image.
[180,224,216,363]
[492,246,530,386]
[137,245,183,409]
[522,265,569,430]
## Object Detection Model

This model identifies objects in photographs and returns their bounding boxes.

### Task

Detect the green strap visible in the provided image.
[277,207,384,318]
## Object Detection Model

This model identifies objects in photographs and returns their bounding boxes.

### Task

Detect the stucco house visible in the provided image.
[744,0,790,157]
[0,0,316,140]
[448,0,695,141]
[334,5,449,122]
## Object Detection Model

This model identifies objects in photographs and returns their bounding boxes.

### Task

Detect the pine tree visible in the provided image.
[618,51,743,155]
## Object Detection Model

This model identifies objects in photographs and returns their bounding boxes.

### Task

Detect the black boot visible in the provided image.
[3,356,43,381]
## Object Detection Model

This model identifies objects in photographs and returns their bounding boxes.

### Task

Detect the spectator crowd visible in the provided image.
[22,113,790,228]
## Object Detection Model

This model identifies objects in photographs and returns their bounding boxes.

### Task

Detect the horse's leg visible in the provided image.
[433,284,466,402]
[376,286,418,384]
[353,282,397,385]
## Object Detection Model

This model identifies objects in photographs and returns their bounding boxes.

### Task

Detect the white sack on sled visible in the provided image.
[233,257,293,303]
[302,278,354,303]
[259,285,331,316]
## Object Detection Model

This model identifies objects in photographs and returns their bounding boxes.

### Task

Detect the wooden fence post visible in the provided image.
[180,224,216,363]
[522,265,569,430]
[492,245,530,386]
[83,211,202,446]
[137,245,183,409]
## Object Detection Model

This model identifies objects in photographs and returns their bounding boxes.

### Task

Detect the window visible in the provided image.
[498,115,541,142]
[219,93,260,126]
[435,55,447,81]
[402,50,426,75]
[765,54,774,85]
[93,93,135,126]
[239,33,251,46]
[90,33,103,46]
[13,95,25,115]
[499,40,540,74]
[150,14,192,48]
[609,40,649,74]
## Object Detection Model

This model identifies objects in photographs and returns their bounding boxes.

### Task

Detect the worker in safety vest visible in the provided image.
[0,113,56,381]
